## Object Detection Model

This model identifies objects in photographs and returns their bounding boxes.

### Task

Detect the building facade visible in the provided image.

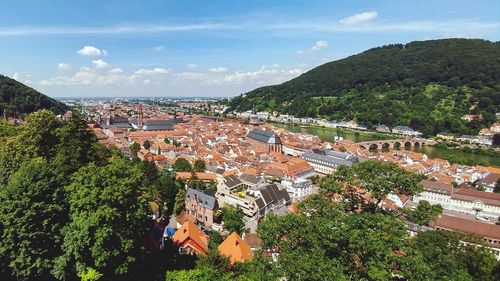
[302,149,358,175]
[246,129,282,153]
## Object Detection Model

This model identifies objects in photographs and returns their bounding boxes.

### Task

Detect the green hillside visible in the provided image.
[229,39,500,136]
[0,74,68,117]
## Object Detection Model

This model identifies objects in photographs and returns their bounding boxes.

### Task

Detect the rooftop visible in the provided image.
[247,129,281,144]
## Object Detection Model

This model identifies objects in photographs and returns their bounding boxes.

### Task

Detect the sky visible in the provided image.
[1,0,499,98]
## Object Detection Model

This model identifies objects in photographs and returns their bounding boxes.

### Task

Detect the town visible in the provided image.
[73,97,500,261]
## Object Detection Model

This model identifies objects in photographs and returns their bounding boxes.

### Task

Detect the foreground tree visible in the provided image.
[257,195,431,281]
[414,230,500,281]
[0,110,61,186]
[53,157,150,280]
[0,158,67,281]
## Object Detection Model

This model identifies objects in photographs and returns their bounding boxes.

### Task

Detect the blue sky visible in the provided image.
[1,0,499,98]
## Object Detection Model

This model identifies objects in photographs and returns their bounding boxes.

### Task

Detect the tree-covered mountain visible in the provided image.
[229,39,500,136]
[0,74,68,117]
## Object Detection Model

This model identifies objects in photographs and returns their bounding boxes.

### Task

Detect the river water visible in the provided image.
[273,123,500,167]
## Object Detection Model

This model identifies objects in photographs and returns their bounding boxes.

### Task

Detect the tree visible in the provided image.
[78,268,103,281]
[493,134,500,146]
[52,110,109,182]
[193,159,206,172]
[53,158,150,280]
[173,188,187,216]
[130,142,141,157]
[0,110,61,186]
[407,200,443,225]
[413,230,500,281]
[221,206,245,234]
[157,172,182,218]
[257,195,428,281]
[320,160,424,212]
[173,158,192,172]
[0,158,67,281]
[143,140,152,150]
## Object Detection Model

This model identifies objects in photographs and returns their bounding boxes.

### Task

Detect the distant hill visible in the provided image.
[0,74,68,117]
[229,39,500,136]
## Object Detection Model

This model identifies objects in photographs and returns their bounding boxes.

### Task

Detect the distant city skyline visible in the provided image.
[1,0,499,98]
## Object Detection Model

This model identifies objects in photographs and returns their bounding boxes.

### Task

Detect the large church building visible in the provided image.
[247,129,282,153]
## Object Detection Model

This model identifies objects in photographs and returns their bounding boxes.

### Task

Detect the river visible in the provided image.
[273,123,500,167]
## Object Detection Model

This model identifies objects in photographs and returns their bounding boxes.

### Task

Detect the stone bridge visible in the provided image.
[357,138,436,150]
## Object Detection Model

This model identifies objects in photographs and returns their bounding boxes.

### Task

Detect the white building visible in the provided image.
[392,125,422,136]
[281,177,314,201]
[302,149,358,175]
[413,180,500,219]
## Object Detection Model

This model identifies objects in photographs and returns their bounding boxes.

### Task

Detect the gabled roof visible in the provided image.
[420,180,452,195]
[186,188,217,210]
[247,129,281,144]
[224,175,242,189]
[172,221,208,255]
[218,232,254,264]
[258,184,291,206]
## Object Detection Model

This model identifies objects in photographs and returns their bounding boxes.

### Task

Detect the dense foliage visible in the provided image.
[0,110,173,281]
[230,39,500,136]
[0,75,68,117]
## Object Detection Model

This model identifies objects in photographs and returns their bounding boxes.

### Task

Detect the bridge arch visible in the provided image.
[369,144,379,150]
[381,143,390,149]
[404,141,412,147]
[414,142,420,147]
[393,142,401,148]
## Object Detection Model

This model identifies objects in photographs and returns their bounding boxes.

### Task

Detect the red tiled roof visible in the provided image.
[435,214,500,241]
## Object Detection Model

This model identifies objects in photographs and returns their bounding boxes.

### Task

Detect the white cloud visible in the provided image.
[186,64,198,70]
[77,45,104,56]
[12,72,20,80]
[339,11,378,26]
[109,68,124,74]
[153,46,165,51]
[0,18,498,38]
[209,67,228,73]
[297,40,328,54]
[134,68,170,75]
[92,59,110,69]
[311,40,328,51]
[58,63,71,70]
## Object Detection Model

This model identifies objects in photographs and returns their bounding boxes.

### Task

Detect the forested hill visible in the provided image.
[0,74,68,117]
[229,39,500,136]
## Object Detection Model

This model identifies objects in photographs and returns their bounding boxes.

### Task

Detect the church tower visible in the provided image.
[138,104,144,127]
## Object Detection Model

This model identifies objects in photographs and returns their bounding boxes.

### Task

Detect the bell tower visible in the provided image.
[138,104,144,127]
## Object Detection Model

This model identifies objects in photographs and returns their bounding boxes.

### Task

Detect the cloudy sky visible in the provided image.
[1,0,499,98]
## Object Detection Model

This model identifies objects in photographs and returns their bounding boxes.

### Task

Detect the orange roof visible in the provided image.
[218,232,253,264]
[176,172,217,181]
[172,221,208,255]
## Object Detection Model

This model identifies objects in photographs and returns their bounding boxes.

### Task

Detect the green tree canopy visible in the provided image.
[173,158,192,172]
[193,159,206,172]
[53,157,150,280]
[0,158,67,281]
[407,200,443,226]
[221,206,245,234]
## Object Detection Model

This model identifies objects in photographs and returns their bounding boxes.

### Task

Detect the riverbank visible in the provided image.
[272,122,500,167]
[271,122,398,142]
